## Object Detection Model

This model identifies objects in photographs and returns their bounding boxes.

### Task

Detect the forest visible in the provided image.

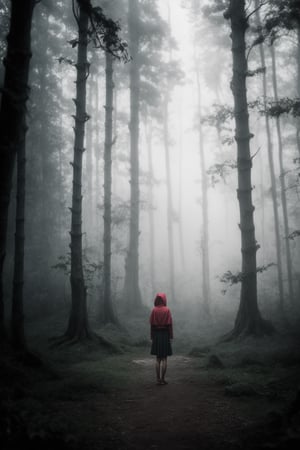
[0,0,300,449]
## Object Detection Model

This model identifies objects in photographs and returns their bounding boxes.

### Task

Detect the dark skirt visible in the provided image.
[151,329,172,358]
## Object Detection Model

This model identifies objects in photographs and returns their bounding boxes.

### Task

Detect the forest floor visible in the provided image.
[1,317,300,450]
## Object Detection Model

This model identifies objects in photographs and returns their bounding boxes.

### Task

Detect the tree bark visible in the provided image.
[224,0,273,338]
[58,66,65,245]
[163,93,176,303]
[123,0,142,308]
[112,82,118,197]
[177,96,185,271]
[66,2,90,339]
[85,73,94,240]
[163,0,176,303]
[103,51,118,324]
[255,3,284,311]
[95,75,102,241]
[35,15,52,307]
[11,133,26,351]
[270,43,294,305]
[144,114,156,295]
[296,27,300,156]
[0,0,35,341]
[195,62,211,316]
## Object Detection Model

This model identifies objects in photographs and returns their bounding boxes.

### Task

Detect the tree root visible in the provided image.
[17,350,43,368]
[49,332,122,354]
[220,316,275,343]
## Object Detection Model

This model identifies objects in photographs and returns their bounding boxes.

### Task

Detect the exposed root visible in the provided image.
[17,350,43,368]
[49,331,122,353]
[220,317,275,343]
[92,332,123,354]
[49,335,73,348]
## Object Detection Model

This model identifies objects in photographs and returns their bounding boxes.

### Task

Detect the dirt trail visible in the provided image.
[83,355,265,450]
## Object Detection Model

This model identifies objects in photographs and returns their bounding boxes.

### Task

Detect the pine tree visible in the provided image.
[224,0,273,338]
[66,0,127,339]
[123,0,143,309]
[0,0,36,342]
[255,2,285,311]
[103,50,118,324]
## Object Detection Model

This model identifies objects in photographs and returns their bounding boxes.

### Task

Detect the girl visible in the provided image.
[150,293,173,385]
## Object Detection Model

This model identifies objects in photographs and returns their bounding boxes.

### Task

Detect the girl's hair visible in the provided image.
[154,295,164,306]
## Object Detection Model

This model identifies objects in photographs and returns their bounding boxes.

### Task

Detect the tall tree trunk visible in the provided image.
[95,75,101,243]
[86,73,94,241]
[164,0,176,303]
[36,23,52,309]
[123,0,142,308]
[103,51,118,324]
[296,27,300,270]
[296,27,300,155]
[112,82,118,196]
[163,94,176,303]
[177,96,185,270]
[58,65,65,245]
[144,114,156,295]
[224,0,272,338]
[255,3,284,311]
[195,62,211,316]
[258,136,266,262]
[66,3,90,339]
[216,121,230,239]
[0,0,35,341]
[11,134,26,351]
[270,43,294,305]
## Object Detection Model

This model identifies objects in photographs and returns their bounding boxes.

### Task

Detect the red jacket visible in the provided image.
[150,293,173,339]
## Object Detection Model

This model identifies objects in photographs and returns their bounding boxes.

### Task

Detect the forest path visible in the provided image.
[75,353,266,450]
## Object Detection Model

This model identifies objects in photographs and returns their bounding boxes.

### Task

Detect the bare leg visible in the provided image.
[161,358,168,384]
[156,357,161,383]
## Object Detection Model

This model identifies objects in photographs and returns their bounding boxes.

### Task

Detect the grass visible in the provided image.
[187,332,300,413]
[1,312,300,449]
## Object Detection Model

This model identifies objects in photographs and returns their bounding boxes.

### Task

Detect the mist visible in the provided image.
[0,1,300,449]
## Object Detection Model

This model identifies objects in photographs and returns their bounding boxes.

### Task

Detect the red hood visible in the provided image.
[150,293,172,327]
[154,292,167,306]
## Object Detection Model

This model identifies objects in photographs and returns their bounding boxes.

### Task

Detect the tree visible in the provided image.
[102,50,118,324]
[137,0,175,300]
[27,4,67,310]
[99,0,129,324]
[123,0,143,309]
[66,0,126,339]
[66,0,90,339]
[270,42,295,305]
[297,26,300,155]
[187,0,232,315]
[0,1,9,84]
[162,2,176,304]
[143,112,156,294]
[162,75,176,304]
[224,0,273,338]
[255,2,285,311]
[11,128,26,351]
[195,60,211,316]
[0,0,36,342]
[257,0,300,306]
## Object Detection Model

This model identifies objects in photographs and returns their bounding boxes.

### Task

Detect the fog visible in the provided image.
[1,0,300,340]
[2,1,300,449]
